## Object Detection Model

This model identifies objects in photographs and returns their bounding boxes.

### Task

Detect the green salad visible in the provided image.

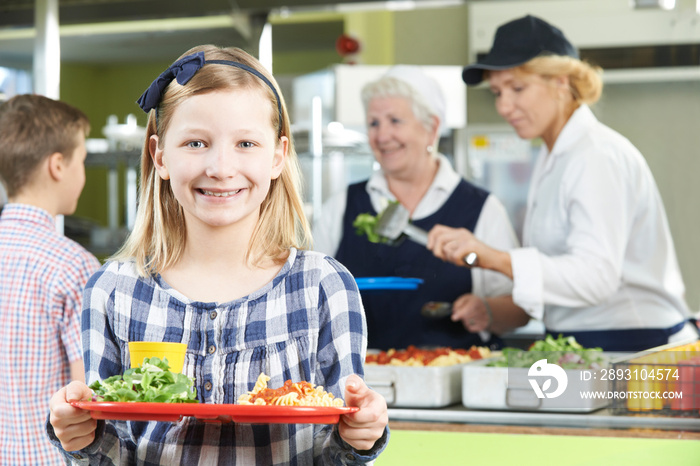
[487,334,604,370]
[89,357,198,403]
[352,201,402,244]
[352,213,385,243]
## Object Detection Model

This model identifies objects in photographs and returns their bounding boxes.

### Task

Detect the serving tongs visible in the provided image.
[421,301,491,343]
[374,203,478,266]
[374,202,429,246]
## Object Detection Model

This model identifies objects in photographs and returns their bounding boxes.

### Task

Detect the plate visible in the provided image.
[355,277,423,291]
[71,401,358,424]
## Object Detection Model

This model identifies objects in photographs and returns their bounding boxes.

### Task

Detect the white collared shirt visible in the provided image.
[313,153,519,297]
[510,105,691,332]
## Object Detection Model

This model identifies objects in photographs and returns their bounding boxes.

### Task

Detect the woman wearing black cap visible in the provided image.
[427,15,698,352]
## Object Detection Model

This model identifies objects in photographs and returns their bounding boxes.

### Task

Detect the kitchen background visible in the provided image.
[1,0,699,312]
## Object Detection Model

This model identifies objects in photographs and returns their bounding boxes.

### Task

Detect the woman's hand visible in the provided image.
[427,225,481,267]
[339,374,388,452]
[452,293,491,332]
[428,224,513,278]
[49,381,98,452]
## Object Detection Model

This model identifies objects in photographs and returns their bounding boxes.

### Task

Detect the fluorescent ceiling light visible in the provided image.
[273,1,462,20]
[331,0,462,13]
[631,0,676,9]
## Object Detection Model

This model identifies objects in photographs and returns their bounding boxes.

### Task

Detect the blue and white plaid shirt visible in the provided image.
[49,248,387,465]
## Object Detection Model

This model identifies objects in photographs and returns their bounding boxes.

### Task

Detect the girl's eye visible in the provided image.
[239,141,256,149]
[368,120,379,128]
[186,140,205,149]
[390,118,401,124]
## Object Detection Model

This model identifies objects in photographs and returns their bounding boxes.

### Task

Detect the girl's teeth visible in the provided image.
[202,190,240,197]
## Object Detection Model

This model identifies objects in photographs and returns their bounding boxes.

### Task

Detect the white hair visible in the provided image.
[361,65,446,134]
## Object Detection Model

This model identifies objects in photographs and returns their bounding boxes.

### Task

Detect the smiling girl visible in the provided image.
[47,45,388,465]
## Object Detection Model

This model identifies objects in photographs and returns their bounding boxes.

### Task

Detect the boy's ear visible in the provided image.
[270,136,288,180]
[47,151,65,182]
[150,135,170,180]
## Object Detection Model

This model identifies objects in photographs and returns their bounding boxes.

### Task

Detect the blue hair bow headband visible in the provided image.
[136,51,282,134]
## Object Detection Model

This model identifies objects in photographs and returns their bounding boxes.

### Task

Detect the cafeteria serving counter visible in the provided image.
[376,406,700,465]
[387,404,700,432]
[372,339,700,464]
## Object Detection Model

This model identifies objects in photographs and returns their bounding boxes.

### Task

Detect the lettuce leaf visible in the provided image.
[89,357,198,403]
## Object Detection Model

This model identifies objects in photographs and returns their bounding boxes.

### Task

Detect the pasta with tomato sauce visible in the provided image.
[365,345,491,367]
[237,373,345,407]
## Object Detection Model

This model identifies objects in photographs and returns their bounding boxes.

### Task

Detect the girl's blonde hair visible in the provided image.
[113,45,310,276]
[511,55,603,105]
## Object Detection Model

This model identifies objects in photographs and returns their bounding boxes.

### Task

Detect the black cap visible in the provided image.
[462,15,579,85]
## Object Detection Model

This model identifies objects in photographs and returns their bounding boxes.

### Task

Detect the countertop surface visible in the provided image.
[379,404,700,465]
[387,404,700,435]
[377,426,700,466]
[388,420,700,440]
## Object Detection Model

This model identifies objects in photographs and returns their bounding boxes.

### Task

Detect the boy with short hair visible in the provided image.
[0,94,100,465]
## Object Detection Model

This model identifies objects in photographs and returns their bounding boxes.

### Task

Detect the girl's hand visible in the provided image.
[339,374,388,452]
[49,381,98,452]
[427,225,480,267]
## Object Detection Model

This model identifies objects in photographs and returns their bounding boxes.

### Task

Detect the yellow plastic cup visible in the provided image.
[128,341,187,373]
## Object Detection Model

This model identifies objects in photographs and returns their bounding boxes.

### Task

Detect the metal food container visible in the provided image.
[610,339,700,417]
[462,357,613,413]
[365,363,465,408]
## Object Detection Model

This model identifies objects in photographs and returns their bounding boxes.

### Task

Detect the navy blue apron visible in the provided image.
[335,180,500,351]
[549,321,691,352]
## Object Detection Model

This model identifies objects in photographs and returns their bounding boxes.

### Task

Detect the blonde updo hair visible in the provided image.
[114,45,310,276]
[500,55,603,105]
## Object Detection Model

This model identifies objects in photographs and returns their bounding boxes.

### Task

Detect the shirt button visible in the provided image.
[210,311,217,320]
[204,381,213,391]
[208,344,216,354]
[345,453,356,461]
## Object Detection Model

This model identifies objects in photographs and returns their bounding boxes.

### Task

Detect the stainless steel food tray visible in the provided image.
[365,363,466,408]
[462,357,613,413]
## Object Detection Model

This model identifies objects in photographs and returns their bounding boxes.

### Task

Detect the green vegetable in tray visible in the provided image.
[487,334,604,370]
[89,357,198,403]
[352,212,385,243]
[353,201,403,244]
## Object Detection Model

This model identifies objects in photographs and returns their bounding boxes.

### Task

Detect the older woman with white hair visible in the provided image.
[313,65,525,351]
